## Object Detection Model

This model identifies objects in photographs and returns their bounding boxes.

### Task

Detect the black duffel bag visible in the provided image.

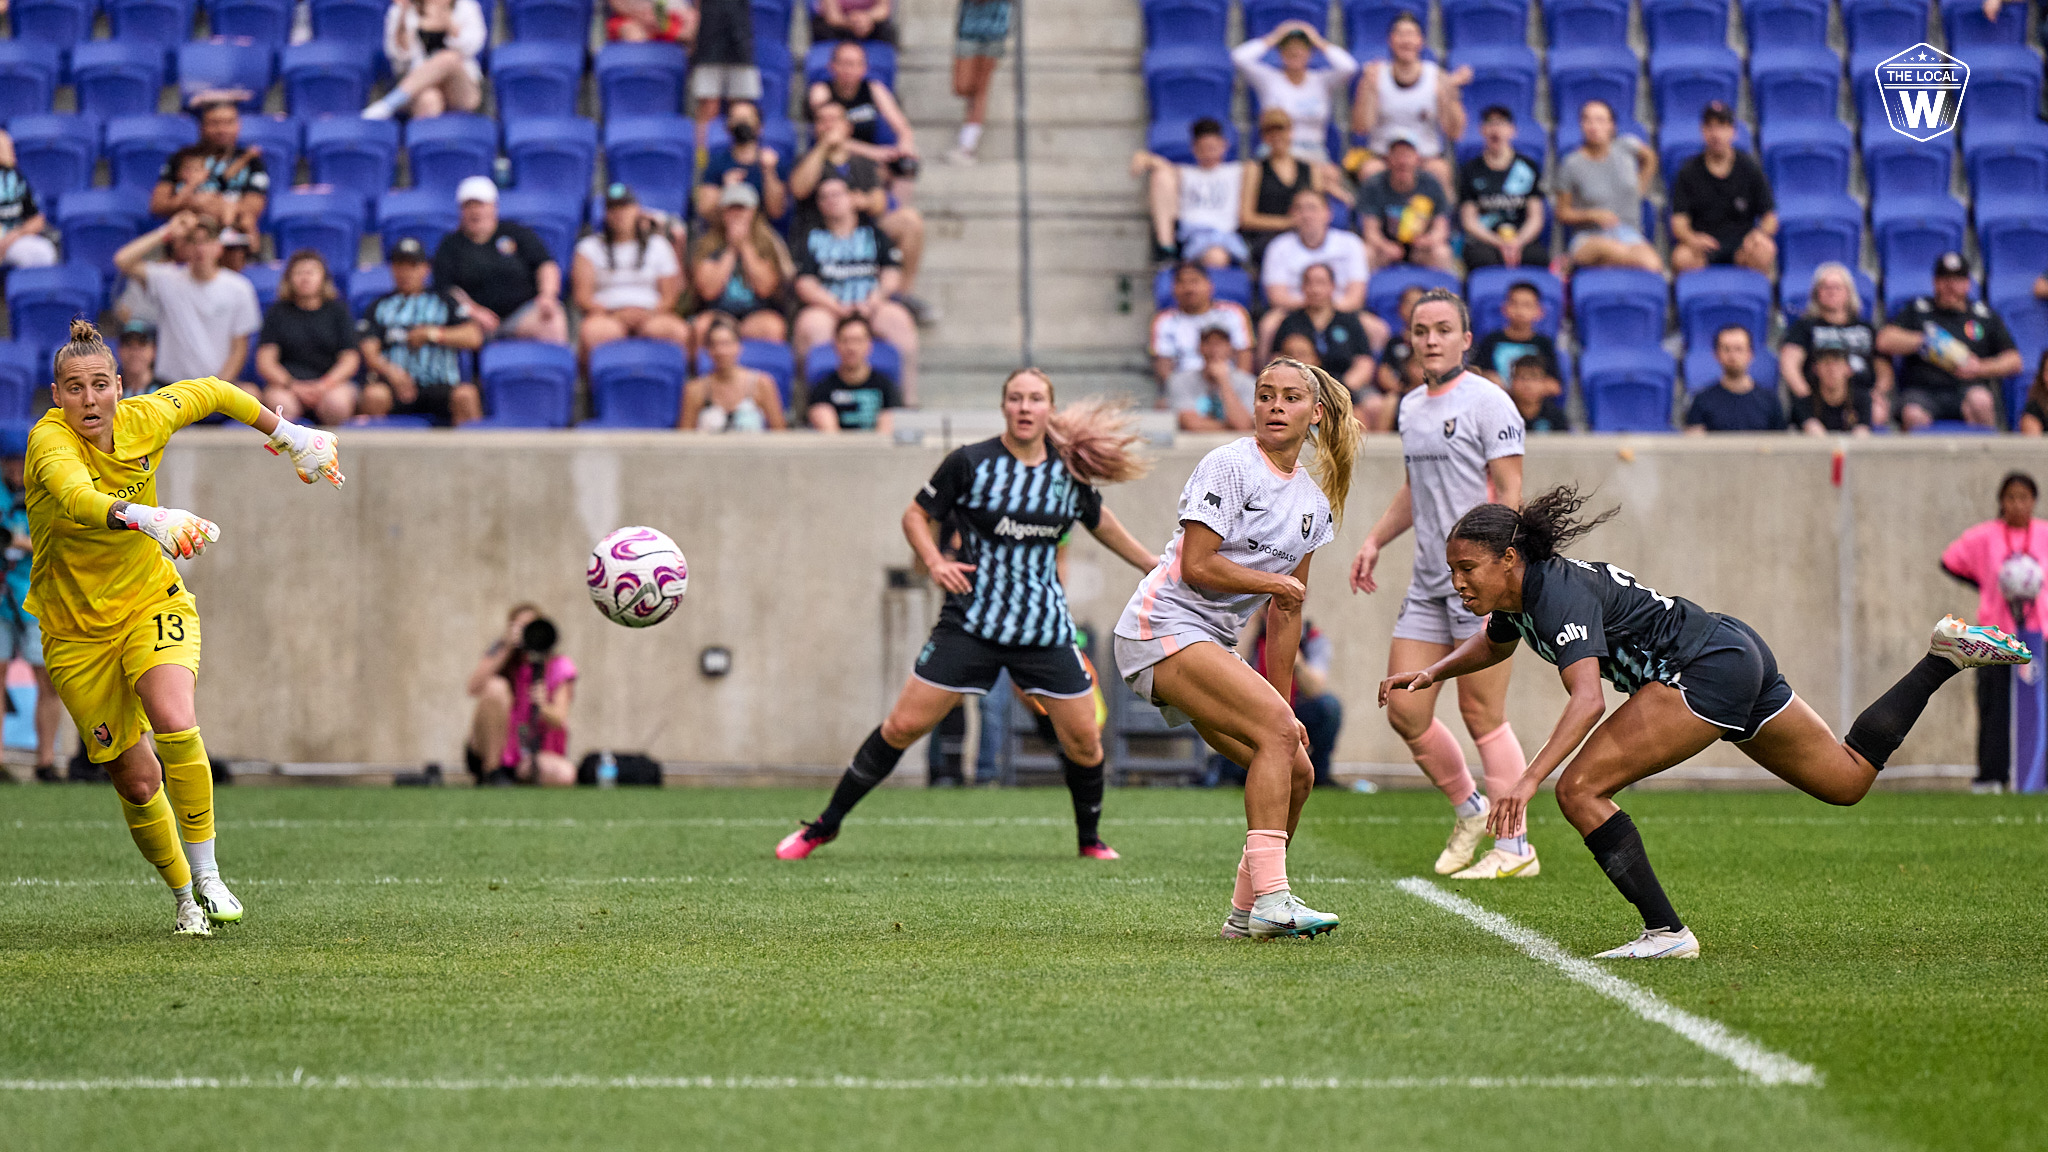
[575,750,664,786]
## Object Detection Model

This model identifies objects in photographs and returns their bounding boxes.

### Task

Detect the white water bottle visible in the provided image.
[597,751,618,789]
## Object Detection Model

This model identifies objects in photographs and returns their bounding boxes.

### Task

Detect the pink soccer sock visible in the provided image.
[1233,848,1254,912]
[1244,830,1290,897]
[1408,719,1476,806]
[1476,722,1529,838]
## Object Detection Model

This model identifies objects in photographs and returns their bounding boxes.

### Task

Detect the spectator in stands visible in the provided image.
[1685,326,1784,433]
[606,0,697,44]
[1258,188,1369,361]
[1367,284,1429,429]
[811,0,896,43]
[362,0,488,120]
[682,315,788,431]
[2022,351,2048,435]
[573,184,690,359]
[1555,100,1661,273]
[1237,108,1352,266]
[1458,105,1549,270]
[466,607,577,787]
[696,100,789,224]
[1780,263,1891,427]
[789,101,927,315]
[1166,326,1256,432]
[691,0,760,146]
[434,176,568,345]
[1348,12,1468,192]
[791,176,920,402]
[1276,330,1323,368]
[1358,135,1454,272]
[1231,20,1358,165]
[218,228,253,273]
[113,213,261,390]
[256,250,360,426]
[808,314,902,433]
[1274,262,1381,400]
[150,102,268,238]
[685,182,796,347]
[1876,253,2020,430]
[947,0,1012,163]
[0,130,56,271]
[1669,102,1776,276]
[807,42,918,192]
[1790,346,1872,436]
[1149,261,1252,386]
[116,320,171,397]
[1471,281,1560,386]
[358,237,485,425]
[1508,354,1568,433]
[1131,118,1245,267]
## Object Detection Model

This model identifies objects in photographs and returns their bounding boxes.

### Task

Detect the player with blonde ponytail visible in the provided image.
[1114,356,1360,939]
[27,318,344,937]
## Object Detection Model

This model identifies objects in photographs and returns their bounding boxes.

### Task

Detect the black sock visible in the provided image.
[1582,811,1683,933]
[1061,751,1106,847]
[818,728,906,832]
[1845,655,1962,770]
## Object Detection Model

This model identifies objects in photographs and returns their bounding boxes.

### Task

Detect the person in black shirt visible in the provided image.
[256,251,360,426]
[0,130,57,270]
[806,41,919,175]
[1273,263,1378,399]
[1669,102,1776,276]
[1383,486,2035,959]
[1875,252,2021,429]
[806,314,903,432]
[1789,346,1872,435]
[1508,355,1568,433]
[792,176,920,401]
[1457,105,1549,270]
[116,320,175,397]
[1685,326,1784,433]
[359,237,485,425]
[1779,262,1890,426]
[789,100,927,305]
[1470,281,1560,386]
[773,370,1158,862]
[432,176,567,344]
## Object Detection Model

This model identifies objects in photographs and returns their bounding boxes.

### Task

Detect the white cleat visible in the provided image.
[1450,845,1541,879]
[1247,892,1339,939]
[1221,906,1252,939]
[1929,615,2033,669]
[1434,803,1491,875]
[193,872,243,923]
[173,895,212,937]
[1593,927,1700,960]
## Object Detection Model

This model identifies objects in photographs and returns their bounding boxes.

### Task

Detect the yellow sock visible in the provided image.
[119,788,192,891]
[155,727,216,847]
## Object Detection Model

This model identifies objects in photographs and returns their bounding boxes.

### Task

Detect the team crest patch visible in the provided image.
[1301,513,1313,539]
[92,723,111,748]
[1443,418,1457,438]
[1204,492,1221,507]
[496,235,518,256]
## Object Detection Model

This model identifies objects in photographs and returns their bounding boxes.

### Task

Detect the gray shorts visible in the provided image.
[1112,631,1235,729]
[1391,586,1487,646]
[0,607,44,668]
[1177,225,1249,264]
[690,63,762,101]
[1569,225,1648,254]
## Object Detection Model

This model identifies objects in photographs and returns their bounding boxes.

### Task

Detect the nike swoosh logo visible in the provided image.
[152,643,179,652]
[1244,503,1267,512]
[1501,857,1535,876]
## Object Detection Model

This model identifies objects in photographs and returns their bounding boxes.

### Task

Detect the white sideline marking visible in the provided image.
[1395,878,1822,1087]
[0,1073,1745,1093]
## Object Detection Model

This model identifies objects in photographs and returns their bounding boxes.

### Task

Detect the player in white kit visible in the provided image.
[1114,358,1362,939]
[1349,289,1536,879]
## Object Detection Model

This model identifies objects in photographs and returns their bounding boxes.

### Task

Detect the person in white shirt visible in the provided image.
[572,184,690,358]
[1150,262,1253,385]
[1233,20,1359,168]
[362,0,489,120]
[1349,12,1469,193]
[1257,188,1368,361]
[1131,118,1247,267]
[111,212,261,392]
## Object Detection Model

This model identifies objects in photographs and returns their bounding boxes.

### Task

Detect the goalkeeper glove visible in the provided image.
[265,414,345,488]
[114,504,219,560]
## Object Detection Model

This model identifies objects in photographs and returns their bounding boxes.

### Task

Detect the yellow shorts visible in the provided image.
[42,588,202,763]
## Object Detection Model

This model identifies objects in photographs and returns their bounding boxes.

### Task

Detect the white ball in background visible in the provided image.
[588,526,689,628]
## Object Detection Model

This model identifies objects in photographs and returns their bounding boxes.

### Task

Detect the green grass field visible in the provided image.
[3,784,2044,1151]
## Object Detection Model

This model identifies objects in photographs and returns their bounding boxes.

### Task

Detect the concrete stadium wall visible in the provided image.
[159,430,2038,771]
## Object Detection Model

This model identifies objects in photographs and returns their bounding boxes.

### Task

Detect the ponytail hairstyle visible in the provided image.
[1002,367,1153,485]
[52,318,114,379]
[1449,484,1618,564]
[1262,356,1362,524]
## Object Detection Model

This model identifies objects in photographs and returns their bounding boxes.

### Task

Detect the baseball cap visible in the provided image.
[1481,104,1515,124]
[1809,345,1851,364]
[1384,128,1420,150]
[604,182,638,207]
[456,175,499,205]
[219,227,251,247]
[1700,100,1735,124]
[1933,251,1970,278]
[719,181,760,209]
[388,236,429,263]
[118,318,156,343]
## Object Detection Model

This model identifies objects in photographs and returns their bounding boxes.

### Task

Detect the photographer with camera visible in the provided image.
[464,604,578,787]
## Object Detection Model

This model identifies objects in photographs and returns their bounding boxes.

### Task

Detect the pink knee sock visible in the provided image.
[1244,830,1289,898]
[1408,719,1475,806]
[1233,849,1254,912]
[1476,722,1528,838]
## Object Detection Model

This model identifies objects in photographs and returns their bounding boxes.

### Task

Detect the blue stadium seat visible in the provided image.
[1750,49,1841,128]
[0,342,40,420]
[798,337,893,388]
[376,188,458,254]
[491,42,586,123]
[755,41,796,123]
[405,114,497,196]
[584,339,687,429]
[306,117,399,219]
[497,190,576,271]
[1144,118,1242,165]
[1995,293,2048,427]
[7,114,99,203]
[1466,267,1564,340]
[1366,265,1459,330]
[505,117,598,210]
[1779,264,1877,320]
[8,264,104,355]
[1143,46,1234,128]
[9,0,92,55]
[1842,0,1928,56]
[236,113,302,183]
[1658,121,1752,190]
[1452,44,1538,124]
[1977,212,2048,304]
[1649,46,1741,128]
[1962,69,2042,135]
[1774,194,1863,278]
[71,41,169,119]
[270,188,365,279]
[347,261,392,317]
[505,0,594,44]
[1965,127,2048,218]
[0,44,60,122]
[1581,347,1676,431]
[752,0,793,51]
[1342,0,1427,56]
[1572,268,1668,351]
[1140,0,1229,51]
[1876,199,1968,310]
[602,117,695,219]
[1863,137,1952,201]
[706,339,800,407]
[176,39,277,109]
[1442,0,1527,49]
[1643,0,1729,49]
[802,40,898,89]
[103,113,195,190]
[283,41,373,117]
[1676,266,1773,364]
[1761,120,1853,200]
[108,0,198,55]
[209,0,293,45]
[309,0,386,53]
[241,260,281,319]
[595,42,688,121]
[1246,0,1329,39]
[1943,0,2026,49]
[1744,0,1828,46]
[1548,48,1639,134]
[471,341,576,428]
[1545,0,1629,46]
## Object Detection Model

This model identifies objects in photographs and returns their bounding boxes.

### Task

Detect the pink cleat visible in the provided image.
[1079,841,1121,860]
[774,821,836,860]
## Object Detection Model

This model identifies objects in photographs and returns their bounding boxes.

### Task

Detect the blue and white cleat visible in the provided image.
[1221,906,1252,939]
[1247,892,1339,940]
[1593,927,1700,960]
[1930,615,2032,669]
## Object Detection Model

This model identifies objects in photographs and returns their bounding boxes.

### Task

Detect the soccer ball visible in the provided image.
[588,526,688,628]
[1999,553,2043,605]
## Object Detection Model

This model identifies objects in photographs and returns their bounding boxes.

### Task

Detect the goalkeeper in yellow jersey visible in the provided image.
[27,320,344,937]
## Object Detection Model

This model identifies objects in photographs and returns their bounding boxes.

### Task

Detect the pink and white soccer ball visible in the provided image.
[2000,553,2044,605]
[588,527,689,627]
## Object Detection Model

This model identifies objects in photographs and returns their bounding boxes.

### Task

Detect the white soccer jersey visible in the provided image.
[1117,437,1337,648]
[1397,371,1525,597]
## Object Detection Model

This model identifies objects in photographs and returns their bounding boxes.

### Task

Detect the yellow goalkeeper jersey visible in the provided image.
[23,377,262,642]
